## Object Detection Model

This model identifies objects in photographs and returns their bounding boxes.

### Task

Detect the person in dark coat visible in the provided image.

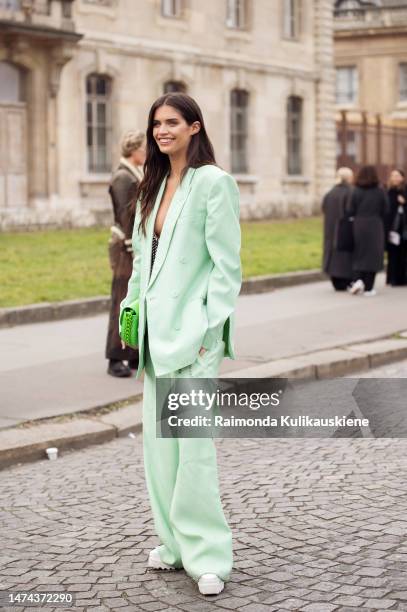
[106,130,146,377]
[348,165,389,297]
[322,167,354,291]
[386,168,407,286]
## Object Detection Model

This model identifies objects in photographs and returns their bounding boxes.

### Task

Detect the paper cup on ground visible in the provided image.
[46,447,58,461]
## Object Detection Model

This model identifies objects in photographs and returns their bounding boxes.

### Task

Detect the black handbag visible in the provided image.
[335,191,354,252]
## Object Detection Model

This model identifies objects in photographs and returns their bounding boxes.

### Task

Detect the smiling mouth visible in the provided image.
[158,138,174,144]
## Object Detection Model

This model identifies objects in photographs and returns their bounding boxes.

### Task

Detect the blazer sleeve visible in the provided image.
[201,173,242,351]
[118,207,142,334]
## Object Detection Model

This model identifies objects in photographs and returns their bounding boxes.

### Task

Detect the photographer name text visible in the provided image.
[167,415,370,428]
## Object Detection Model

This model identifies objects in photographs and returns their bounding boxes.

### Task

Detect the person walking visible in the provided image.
[348,165,389,296]
[322,167,354,291]
[386,168,407,286]
[120,93,241,595]
[106,130,146,377]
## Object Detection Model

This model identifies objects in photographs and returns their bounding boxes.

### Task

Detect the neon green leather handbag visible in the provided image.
[119,299,139,349]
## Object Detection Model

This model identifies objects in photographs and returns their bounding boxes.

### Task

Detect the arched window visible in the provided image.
[163,80,187,94]
[287,95,303,175]
[0,61,27,210]
[86,73,112,173]
[230,89,249,174]
[0,61,25,103]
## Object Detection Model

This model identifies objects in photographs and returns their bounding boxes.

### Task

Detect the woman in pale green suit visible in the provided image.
[120,93,241,595]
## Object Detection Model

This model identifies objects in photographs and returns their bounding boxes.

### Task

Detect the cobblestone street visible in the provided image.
[1,408,407,612]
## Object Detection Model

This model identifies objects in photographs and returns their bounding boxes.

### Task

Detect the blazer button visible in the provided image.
[174,323,181,330]
[172,291,179,298]
[179,256,187,264]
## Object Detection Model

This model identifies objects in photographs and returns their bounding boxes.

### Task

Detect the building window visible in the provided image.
[230,89,249,174]
[161,0,182,18]
[0,0,19,9]
[287,96,303,175]
[163,80,187,93]
[336,129,358,164]
[226,0,246,29]
[86,74,112,173]
[336,66,358,104]
[82,0,113,5]
[399,63,407,102]
[61,0,72,17]
[0,61,25,103]
[283,0,301,39]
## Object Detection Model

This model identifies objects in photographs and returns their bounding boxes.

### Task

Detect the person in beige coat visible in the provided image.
[105,130,146,377]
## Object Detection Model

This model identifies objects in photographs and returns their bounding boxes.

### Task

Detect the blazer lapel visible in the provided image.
[147,167,196,290]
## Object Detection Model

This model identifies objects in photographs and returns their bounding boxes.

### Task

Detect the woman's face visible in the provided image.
[390,170,404,188]
[152,104,200,158]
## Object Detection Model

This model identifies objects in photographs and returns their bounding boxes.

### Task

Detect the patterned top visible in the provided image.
[150,233,159,276]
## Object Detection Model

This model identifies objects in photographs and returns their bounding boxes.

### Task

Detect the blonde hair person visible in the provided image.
[322,167,354,291]
[335,166,354,185]
[121,130,145,159]
[105,130,146,377]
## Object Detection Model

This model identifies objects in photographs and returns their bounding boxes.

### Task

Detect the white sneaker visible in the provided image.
[197,573,224,595]
[148,548,175,570]
[364,289,377,297]
[348,279,365,295]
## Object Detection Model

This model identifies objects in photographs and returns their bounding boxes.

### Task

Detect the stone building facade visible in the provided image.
[334,0,407,175]
[335,0,407,118]
[0,0,336,229]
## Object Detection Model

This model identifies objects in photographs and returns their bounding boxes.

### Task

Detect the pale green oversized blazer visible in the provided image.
[119,164,242,378]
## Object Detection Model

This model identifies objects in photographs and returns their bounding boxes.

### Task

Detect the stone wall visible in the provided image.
[0,0,336,229]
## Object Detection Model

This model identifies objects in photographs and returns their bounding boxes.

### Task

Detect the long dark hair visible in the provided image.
[356,165,379,188]
[136,93,216,235]
[387,167,406,190]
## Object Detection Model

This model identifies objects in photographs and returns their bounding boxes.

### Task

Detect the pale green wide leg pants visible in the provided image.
[142,334,233,583]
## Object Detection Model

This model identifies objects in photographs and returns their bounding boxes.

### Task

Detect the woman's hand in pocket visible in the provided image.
[198,346,207,357]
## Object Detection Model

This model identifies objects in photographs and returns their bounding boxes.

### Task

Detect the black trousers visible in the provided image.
[353,271,376,291]
[387,244,407,286]
[331,276,352,291]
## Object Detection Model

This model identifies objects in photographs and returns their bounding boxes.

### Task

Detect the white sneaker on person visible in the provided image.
[197,573,225,595]
[364,289,377,297]
[148,548,175,570]
[348,279,365,295]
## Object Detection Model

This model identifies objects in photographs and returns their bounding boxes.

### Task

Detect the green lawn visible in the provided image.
[0,217,322,308]
[241,217,322,277]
